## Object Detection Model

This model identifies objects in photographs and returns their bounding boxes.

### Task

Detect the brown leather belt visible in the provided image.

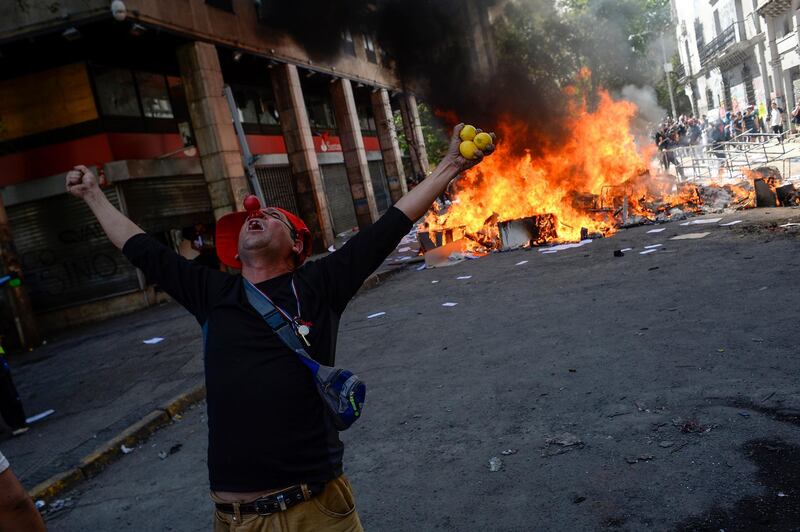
[215,482,326,516]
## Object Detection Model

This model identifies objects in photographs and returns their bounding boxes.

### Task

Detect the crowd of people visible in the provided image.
[653,100,800,174]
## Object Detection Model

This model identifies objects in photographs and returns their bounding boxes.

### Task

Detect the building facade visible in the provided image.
[672,0,800,124]
[0,0,441,343]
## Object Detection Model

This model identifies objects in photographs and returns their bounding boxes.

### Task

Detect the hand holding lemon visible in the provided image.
[455,123,496,167]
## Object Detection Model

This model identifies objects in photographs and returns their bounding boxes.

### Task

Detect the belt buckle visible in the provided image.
[253,499,273,516]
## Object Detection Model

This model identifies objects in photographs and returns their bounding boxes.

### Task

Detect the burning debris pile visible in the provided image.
[418,91,797,256]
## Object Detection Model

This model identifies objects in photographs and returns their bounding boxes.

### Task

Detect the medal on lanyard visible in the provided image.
[290,278,311,346]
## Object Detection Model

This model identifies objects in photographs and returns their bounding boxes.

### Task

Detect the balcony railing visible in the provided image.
[700,24,737,67]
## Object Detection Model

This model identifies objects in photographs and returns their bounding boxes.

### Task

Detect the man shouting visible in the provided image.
[66,124,493,531]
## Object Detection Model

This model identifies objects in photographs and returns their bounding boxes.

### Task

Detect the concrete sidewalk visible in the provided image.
[0,228,421,501]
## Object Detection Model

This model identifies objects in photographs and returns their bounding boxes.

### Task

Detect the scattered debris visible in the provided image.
[543,432,584,456]
[673,418,715,434]
[573,496,586,504]
[626,454,655,464]
[620,247,633,252]
[501,449,518,456]
[35,500,45,510]
[647,228,666,233]
[415,264,426,271]
[26,409,55,424]
[367,312,386,319]
[456,275,472,280]
[644,244,663,249]
[143,337,165,345]
[488,456,503,472]
[515,260,528,266]
[778,222,800,228]
[327,245,336,252]
[679,218,722,226]
[431,280,439,284]
[671,232,710,240]
[738,412,751,418]
[659,441,674,448]
[442,302,458,307]
[168,443,183,455]
[48,499,69,512]
[719,220,742,226]
[778,491,788,497]
[158,451,168,460]
[120,444,134,454]
[639,249,657,255]
[397,247,412,252]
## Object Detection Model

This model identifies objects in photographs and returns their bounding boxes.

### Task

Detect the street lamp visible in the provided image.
[629,31,678,119]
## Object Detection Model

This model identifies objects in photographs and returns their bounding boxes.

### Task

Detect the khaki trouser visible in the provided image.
[212,475,364,532]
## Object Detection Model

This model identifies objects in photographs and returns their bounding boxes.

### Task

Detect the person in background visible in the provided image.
[0,449,46,531]
[791,101,800,133]
[770,100,785,143]
[742,104,757,141]
[0,342,28,437]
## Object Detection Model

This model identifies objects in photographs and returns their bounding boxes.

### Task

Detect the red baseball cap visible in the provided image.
[216,195,313,269]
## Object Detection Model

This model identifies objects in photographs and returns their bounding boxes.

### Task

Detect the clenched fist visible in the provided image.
[65,165,100,200]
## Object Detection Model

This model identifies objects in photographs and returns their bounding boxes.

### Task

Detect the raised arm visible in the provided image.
[65,165,144,249]
[394,123,495,221]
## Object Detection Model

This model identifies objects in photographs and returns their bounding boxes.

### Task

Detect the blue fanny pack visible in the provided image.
[244,279,365,431]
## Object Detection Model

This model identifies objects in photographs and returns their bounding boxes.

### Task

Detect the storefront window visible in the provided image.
[233,87,260,124]
[257,90,280,126]
[136,72,174,119]
[306,94,337,130]
[363,33,377,63]
[357,103,376,132]
[93,66,140,117]
[342,30,356,57]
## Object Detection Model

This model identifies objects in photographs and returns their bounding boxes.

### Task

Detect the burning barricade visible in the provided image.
[417,91,796,262]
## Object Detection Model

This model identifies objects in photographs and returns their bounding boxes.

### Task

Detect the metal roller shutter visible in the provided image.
[256,165,300,215]
[7,187,141,311]
[368,160,390,214]
[121,175,213,233]
[320,163,358,234]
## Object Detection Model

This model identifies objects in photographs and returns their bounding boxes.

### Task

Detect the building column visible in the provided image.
[271,63,334,251]
[398,93,430,178]
[329,79,379,228]
[371,88,407,202]
[176,41,250,220]
[0,194,39,349]
[766,16,784,104]
[757,40,773,104]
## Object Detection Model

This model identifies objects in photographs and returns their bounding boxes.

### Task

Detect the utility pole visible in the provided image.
[660,32,678,119]
[0,193,40,350]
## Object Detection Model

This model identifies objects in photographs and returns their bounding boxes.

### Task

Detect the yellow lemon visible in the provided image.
[459,140,478,159]
[474,132,492,150]
[472,132,492,151]
[460,124,477,141]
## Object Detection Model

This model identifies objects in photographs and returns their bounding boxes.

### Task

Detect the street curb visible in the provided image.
[27,263,403,504]
[29,382,206,503]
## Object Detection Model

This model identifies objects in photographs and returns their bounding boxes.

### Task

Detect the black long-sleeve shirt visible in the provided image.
[123,206,413,491]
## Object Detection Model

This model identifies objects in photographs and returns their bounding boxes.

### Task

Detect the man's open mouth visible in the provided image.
[247,218,265,231]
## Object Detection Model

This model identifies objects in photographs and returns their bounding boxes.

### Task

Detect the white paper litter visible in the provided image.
[644,244,663,249]
[431,280,439,284]
[515,260,528,266]
[779,222,800,227]
[719,220,742,226]
[398,247,412,252]
[456,275,472,280]
[327,245,336,252]
[647,228,666,233]
[143,337,164,345]
[367,312,386,319]
[539,239,592,252]
[620,247,633,252]
[671,232,710,240]
[415,264,426,271]
[680,217,722,226]
[121,445,134,454]
[396,256,412,261]
[26,409,55,424]
[442,302,458,307]
[639,249,657,255]
[540,250,558,254]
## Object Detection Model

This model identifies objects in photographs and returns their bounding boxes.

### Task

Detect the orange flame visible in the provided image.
[426,91,655,241]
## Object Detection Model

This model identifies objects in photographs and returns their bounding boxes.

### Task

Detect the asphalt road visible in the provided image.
[44,208,800,531]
